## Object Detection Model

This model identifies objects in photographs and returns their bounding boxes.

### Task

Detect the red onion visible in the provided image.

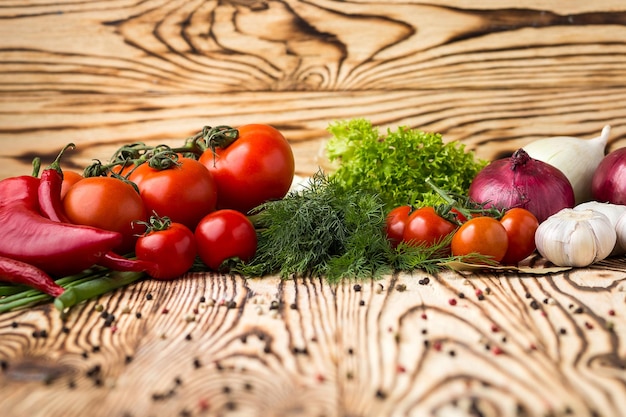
[592,147,626,205]
[468,148,575,223]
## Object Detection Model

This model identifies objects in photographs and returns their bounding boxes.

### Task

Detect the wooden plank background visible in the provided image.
[1,0,625,176]
[1,1,626,417]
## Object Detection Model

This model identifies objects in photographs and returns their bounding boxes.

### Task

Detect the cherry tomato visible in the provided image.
[198,124,295,214]
[451,216,508,262]
[60,170,83,199]
[136,218,197,280]
[499,208,539,265]
[63,176,147,254]
[385,205,411,247]
[403,206,457,248]
[129,157,217,230]
[194,209,257,271]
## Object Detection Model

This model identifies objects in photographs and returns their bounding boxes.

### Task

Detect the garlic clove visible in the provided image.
[523,126,610,204]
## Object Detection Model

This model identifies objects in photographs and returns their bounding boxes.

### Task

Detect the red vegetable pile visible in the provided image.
[0,124,295,306]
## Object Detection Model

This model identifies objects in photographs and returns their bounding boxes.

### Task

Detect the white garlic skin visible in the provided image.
[523,126,610,204]
[575,201,626,255]
[616,212,626,256]
[535,208,616,267]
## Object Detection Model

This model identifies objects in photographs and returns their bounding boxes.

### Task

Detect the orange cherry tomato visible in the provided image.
[60,170,83,199]
[451,216,508,262]
[63,177,147,254]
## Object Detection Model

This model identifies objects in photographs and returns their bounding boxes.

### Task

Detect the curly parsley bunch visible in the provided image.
[325,119,486,210]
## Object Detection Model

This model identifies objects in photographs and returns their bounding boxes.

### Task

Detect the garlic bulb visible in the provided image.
[535,208,616,267]
[574,201,626,255]
[617,212,626,256]
[523,125,610,204]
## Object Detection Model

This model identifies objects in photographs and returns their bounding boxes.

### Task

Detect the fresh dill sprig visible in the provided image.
[236,171,457,282]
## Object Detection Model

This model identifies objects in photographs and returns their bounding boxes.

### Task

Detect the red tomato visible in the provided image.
[403,207,457,248]
[451,217,508,262]
[129,157,217,230]
[60,170,83,199]
[63,177,147,254]
[385,205,411,247]
[194,209,257,271]
[499,208,539,265]
[198,124,295,214]
[136,219,197,280]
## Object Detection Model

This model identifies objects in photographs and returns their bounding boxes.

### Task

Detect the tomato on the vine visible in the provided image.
[499,207,539,265]
[385,205,411,247]
[198,124,295,214]
[135,216,197,280]
[194,209,257,271]
[60,170,83,199]
[451,216,508,262]
[63,176,147,254]
[403,206,457,248]
[129,157,217,230]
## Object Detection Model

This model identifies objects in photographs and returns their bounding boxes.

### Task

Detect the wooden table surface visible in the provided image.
[1,1,626,416]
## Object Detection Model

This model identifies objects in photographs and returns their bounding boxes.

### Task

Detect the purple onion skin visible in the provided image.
[592,147,626,205]
[468,148,575,223]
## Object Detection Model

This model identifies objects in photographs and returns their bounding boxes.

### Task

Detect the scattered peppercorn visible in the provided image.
[529,300,540,310]
[146,293,153,300]
[11,321,18,328]
[458,292,465,299]
[448,298,457,306]
[396,283,407,292]
[353,284,362,292]
[359,300,365,306]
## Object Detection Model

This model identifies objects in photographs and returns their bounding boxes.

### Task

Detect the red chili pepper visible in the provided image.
[0,255,64,297]
[38,143,74,223]
[0,175,124,277]
[99,251,159,276]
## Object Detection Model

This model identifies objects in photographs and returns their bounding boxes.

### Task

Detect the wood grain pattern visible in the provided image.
[2,1,626,416]
[1,1,626,177]
[1,260,626,417]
